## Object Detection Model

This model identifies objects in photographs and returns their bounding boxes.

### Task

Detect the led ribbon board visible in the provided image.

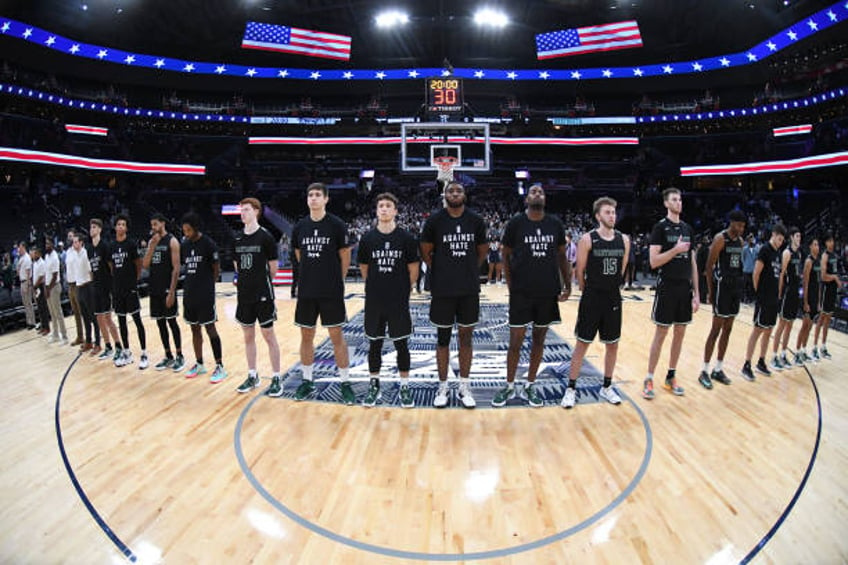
[0,1,845,80]
[680,151,848,176]
[248,137,639,146]
[773,124,813,137]
[0,147,205,174]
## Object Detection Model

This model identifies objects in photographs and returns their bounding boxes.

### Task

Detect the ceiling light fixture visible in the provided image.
[375,10,410,28]
[473,7,509,28]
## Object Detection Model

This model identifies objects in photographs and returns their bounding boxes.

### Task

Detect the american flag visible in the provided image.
[242,21,351,61]
[536,20,643,60]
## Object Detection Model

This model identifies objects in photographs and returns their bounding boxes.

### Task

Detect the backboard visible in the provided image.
[400,122,491,173]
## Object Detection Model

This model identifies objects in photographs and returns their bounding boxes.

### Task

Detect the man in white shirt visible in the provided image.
[68,232,99,351]
[31,246,50,335]
[65,230,86,346]
[16,242,35,329]
[43,238,68,344]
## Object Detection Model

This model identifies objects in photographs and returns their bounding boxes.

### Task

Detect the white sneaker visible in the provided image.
[122,351,134,367]
[599,386,622,405]
[60,336,69,346]
[139,353,149,370]
[458,380,476,408]
[561,387,577,409]
[433,381,450,408]
[47,335,59,344]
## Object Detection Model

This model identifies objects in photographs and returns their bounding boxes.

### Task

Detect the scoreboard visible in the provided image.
[426,78,464,114]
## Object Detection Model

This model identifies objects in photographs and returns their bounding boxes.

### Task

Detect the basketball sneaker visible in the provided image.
[399,384,415,408]
[114,350,128,367]
[98,345,113,361]
[525,383,543,408]
[139,352,149,370]
[112,347,123,363]
[154,357,173,371]
[794,352,804,366]
[266,375,284,397]
[362,380,380,407]
[641,378,655,400]
[294,379,315,401]
[769,355,784,372]
[698,371,713,389]
[185,363,206,379]
[433,381,450,408]
[780,353,791,368]
[740,361,756,382]
[599,386,622,405]
[821,347,832,360]
[120,351,134,368]
[711,369,731,385]
[755,358,772,377]
[340,382,356,405]
[209,364,227,384]
[171,354,186,372]
[811,347,821,362]
[491,385,516,407]
[236,374,261,393]
[663,378,684,396]
[560,387,577,408]
[457,380,476,408]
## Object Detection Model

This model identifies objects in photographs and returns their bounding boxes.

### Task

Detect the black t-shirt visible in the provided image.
[421,208,487,297]
[292,213,349,299]
[358,227,419,304]
[182,234,219,303]
[88,239,112,289]
[716,230,743,281]
[783,247,802,293]
[148,233,176,296]
[649,217,694,282]
[807,254,821,304]
[823,250,838,289]
[111,237,139,294]
[584,229,626,293]
[501,212,566,297]
[234,227,277,304]
[756,242,782,301]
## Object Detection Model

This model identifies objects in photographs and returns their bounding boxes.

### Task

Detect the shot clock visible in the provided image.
[426,78,464,113]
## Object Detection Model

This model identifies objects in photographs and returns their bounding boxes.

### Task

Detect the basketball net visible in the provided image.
[433,156,458,184]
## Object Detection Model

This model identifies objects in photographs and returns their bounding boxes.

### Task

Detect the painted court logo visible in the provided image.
[276,303,612,408]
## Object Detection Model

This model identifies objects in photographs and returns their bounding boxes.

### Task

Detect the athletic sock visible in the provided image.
[603,377,612,388]
[302,364,314,381]
[702,362,709,372]
[339,367,350,381]
[715,360,723,371]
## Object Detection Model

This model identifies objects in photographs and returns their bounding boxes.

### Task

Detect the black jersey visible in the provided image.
[148,233,176,296]
[182,234,219,303]
[501,213,567,297]
[783,247,802,294]
[421,208,487,297]
[756,242,782,301]
[807,254,821,305]
[649,217,694,282]
[88,239,112,289]
[823,250,839,287]
[715,230,743,281]
[292,213,349,299]
[111,237,139,293]
[234,227,277,304]
[584,229,626,293]
[358,227,419,304]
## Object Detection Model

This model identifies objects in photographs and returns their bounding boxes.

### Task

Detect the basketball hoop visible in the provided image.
[433,156,458,184]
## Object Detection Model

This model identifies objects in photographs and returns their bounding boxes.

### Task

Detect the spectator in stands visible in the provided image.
[742,234,758,303]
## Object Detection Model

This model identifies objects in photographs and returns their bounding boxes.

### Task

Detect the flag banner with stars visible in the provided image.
[242,21,351,61]
[536,20,642,59]
[0,2,844,80]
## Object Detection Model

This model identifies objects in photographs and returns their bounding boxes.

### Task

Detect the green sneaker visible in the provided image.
[266,375,284,397]
[399,384,414,408]
[98,346,114,361]
[236,374,260,393]
[112,347,123,362]
[171,353,186,372]
[209,364,228,384]
[154,357,173,371]
[294,379,315,401]
[340,381,356,405]
[698,370,713,389]
[491,385,516,407]
[525,383,543,408]
[362,381,380,407]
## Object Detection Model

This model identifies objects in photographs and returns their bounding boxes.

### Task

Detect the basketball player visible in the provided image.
[795,238,821,362]
[771,227,802,370]
[233,198,283,394]
[180,213,226,383]
[16,241,35,330]
[643,188,699,399]
[490,184,571,408]
[487,240,503,284]
[700,210,747,388]
[816,232,842,360]
[111,215,148,369]
[290,184,354,404]
[420,181,488,408]
[357,193,419,408]
[740,224,786,381]
[559,196,625,409]
[88,218,121,360]
[142,213,184,371]
[43,238,68,345]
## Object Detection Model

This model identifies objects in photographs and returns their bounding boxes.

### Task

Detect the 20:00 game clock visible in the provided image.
[426,78,463,113]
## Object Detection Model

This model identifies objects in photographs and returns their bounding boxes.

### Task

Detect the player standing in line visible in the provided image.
[700,210,747,388]
[16,242,36,330]
[357,193,420,408]
[88,218,121,360]
[111,215,148,369]
[290,184,354,403]
[43,238,68,345]
[31,246,50,336]
[558,196,624,409]
[771,227,802,370]
[180,213,226,383]
[233,198,283,394]
[795,238,820,363]
[816,232,842,360]
[740,224,786,381]
[643,188,699,399]
[489,184,571,408]
[142,213,184,371]
[420,181,488,408]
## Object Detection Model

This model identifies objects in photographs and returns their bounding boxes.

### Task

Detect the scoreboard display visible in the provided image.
[426,78,464,113]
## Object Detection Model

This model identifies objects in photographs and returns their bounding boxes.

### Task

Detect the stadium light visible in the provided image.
[473,7,509,28]
[375,10,410,28]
